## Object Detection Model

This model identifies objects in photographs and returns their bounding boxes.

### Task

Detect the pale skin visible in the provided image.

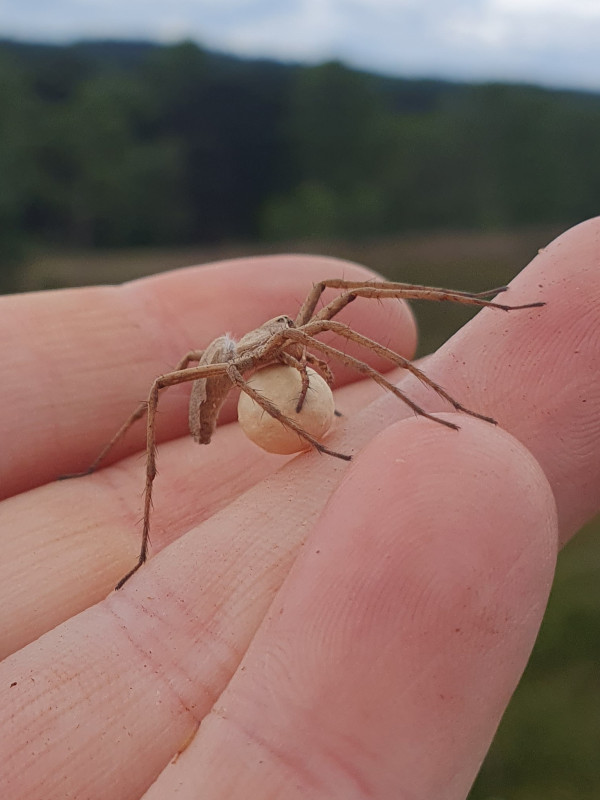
[1,218,600,799]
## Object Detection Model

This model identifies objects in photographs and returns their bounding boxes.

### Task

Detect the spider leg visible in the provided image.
[59,401,149,479]
[304,352,335,385]
[59,349,206,480]
[279,349,335,412]
[115,359,229,590]
[307,280,544,323]
[283,349,335,386]
[295,284,356,326]
[278,350,311,413]
[226,363,352,461]
[294,280,516,326]
[300,319,496,424]
[331,285,544,312]
[282,328,461,431]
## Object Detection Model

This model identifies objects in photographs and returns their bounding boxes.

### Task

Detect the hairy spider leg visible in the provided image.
[277,351,311,413]
[278,350,335,413]
[300,319,497,424]
[60,349,206,480]
[114,358,231,590]
[281,328,460,431]
[295,279,543,326]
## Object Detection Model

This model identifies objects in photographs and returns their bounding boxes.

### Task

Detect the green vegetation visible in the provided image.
[2,39,600,291]
[471,514,600,800]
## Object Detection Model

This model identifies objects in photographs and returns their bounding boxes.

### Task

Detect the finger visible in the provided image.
[0,359,389,659]
[0,255,417,498]
[0,416,557,800]
[0,386,400,796]
[0,420,286,659]
[144,417,557,799]
[381,216,600,543]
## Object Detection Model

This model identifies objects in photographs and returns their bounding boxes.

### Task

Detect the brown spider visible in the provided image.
[62,278,544,589]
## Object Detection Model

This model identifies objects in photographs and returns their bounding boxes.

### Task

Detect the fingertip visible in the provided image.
[193,414,558,797]
[296,414,558,795]
[1,253,417,497]
[128,253,417,359]
[328,413,558,622]
[388,217,600,544]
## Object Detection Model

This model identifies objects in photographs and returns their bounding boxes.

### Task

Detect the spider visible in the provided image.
[62,278,544,589]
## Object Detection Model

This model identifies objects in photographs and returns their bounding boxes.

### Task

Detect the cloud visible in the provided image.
[1,0,599,91]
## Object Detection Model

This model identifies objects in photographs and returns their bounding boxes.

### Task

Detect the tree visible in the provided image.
[0,54,39,290]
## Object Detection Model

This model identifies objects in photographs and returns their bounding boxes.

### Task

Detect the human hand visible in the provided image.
[1,220,599,799]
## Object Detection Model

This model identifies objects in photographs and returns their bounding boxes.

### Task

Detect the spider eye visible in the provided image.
[276,315,294,327]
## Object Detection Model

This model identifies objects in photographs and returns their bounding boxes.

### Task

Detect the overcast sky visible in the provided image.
[2,0,600,92]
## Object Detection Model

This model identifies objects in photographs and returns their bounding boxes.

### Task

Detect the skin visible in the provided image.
[0,220,599,799]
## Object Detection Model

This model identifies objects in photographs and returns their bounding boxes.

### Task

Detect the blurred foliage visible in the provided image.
[1,39,600,290]
[470,514,600,800]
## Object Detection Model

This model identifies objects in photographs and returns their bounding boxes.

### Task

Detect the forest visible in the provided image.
[1,37,600,291]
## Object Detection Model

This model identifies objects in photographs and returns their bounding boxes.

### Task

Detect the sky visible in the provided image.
[2,0,600,92]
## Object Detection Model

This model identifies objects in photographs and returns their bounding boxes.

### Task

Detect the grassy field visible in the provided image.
[16,225,600,798]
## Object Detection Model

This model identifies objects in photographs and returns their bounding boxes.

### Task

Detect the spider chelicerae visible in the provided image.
[62,277,544,589]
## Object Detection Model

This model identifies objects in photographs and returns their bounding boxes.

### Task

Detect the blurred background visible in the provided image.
[1,2,599,796]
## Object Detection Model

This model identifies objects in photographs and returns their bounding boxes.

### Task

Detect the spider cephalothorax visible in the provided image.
[62,278,544,589]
